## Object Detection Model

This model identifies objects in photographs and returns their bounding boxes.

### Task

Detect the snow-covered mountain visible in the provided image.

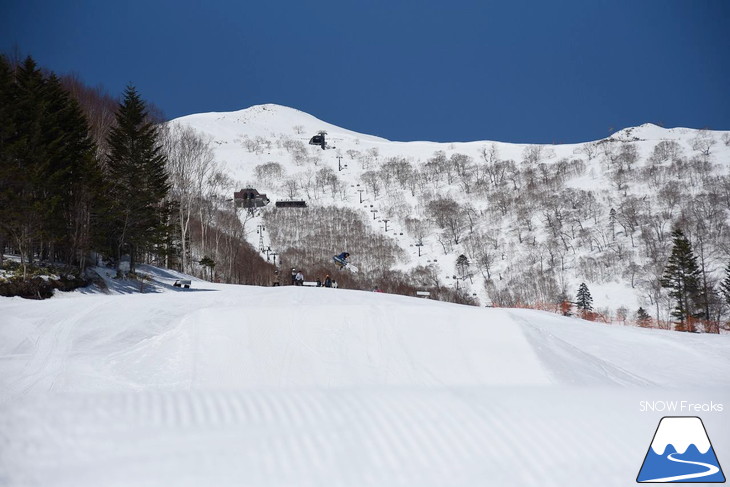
[4,104,729,487]
[172,104,730,324]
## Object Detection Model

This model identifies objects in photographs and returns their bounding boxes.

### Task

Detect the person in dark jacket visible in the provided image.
[333,252,350,269]
[324,275,332,287]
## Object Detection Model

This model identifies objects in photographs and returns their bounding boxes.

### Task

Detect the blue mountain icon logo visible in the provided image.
[637,416,725,483]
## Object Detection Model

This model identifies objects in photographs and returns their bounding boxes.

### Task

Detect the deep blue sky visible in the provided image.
[2,0,729,143]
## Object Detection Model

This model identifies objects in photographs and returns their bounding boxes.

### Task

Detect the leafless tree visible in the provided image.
[650,140,683,163]
[617,142,639,170]
[254,162,285,186]
[574,141,599,161]
[360,170,382,199]
[427,197,466,245]
[283,178,299,199]
[161,123,216,273]
[450,153,474,193]
[690,129,716,158]
[522,145,540,165]
[405,217,430,247]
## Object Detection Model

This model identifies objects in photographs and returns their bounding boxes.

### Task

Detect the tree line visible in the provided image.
[0,54,274,292]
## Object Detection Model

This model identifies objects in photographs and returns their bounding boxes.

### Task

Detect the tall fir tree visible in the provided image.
[105,85,170,273]
[38,74,100,265]
[661,228,703,331]
[1,57,50,275]
[575,282,593,317]
[0,55,16,267]
[720,262,730,306]
[48,75,101,267]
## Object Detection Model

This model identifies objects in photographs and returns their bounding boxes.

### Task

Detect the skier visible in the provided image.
[333,252,350,270]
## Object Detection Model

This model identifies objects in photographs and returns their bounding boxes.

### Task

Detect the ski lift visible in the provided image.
[308,130,327,150]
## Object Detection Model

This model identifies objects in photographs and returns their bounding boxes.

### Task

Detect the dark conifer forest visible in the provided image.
[0,55,275,297]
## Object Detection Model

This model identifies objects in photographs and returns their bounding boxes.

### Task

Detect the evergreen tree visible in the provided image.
[105,85,170,273]
[720,261,730,306]
[0,56,102,273]
[636,307,652,328]
[661,228,703,331]
[575,282,593,316]
[1,57,49,275]
[0,55,16,266]
[39,74,99,266]
[456,254,470,279]
[199,255,215,281]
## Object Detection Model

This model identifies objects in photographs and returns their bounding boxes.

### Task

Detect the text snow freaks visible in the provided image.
[639,401,724,413]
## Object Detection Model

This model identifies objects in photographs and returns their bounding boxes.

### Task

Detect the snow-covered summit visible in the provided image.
[173,103,387,144]
[609,122,714,142]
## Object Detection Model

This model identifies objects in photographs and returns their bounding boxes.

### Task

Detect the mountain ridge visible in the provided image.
[170,103,730,327]
[175,103,726,146]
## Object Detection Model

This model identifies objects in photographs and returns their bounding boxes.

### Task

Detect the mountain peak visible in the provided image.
[173,103,388,143]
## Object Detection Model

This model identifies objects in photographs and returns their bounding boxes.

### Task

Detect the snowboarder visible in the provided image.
[333,252,350,270]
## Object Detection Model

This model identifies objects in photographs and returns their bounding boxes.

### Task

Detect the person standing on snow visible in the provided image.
[291,268,297,285]
[295,270,304,286]
[324,275,332,287]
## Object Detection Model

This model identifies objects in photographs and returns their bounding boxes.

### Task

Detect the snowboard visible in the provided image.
[333,257,358,273]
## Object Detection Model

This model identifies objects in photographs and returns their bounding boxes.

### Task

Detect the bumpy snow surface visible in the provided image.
[1,274,729,486]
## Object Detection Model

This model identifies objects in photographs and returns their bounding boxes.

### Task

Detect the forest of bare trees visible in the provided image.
[248,131,729,330]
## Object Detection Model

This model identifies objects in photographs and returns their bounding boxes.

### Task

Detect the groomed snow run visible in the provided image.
[1,277,728,486]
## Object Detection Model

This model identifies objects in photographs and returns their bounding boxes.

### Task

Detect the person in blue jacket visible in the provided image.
[333,252,350,269]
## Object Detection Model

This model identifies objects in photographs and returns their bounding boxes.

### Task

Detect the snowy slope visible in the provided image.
[1,280,729,486]
[169,104,730,320]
